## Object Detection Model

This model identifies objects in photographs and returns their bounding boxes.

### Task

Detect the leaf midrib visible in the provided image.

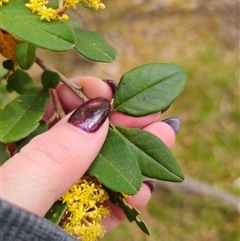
[115,70,183,110]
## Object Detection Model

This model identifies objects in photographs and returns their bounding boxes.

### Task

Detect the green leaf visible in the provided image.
[7,69,34,94]
[87,128,142,195]
[116,126,184,182]
[15,120,48,151]
[0,87,50,143]
[0,0,75,51]
[114,63,187,116]
[74,30,117,62]
[15,42,37,70]
[107,190,150,235]
[45,200,67,225]
[2,59,14,71]
[0,142,10,165]
[41,70,61,88]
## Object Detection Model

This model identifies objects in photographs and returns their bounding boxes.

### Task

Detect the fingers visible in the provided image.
[103,183,152,233]
[109,111,161,129]
[1,105,110,217]
[56,76,113,114]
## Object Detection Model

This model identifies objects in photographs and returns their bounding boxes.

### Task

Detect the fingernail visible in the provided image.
[102,79,118,96]
[143,181,156,193]
[162,118,180,134]
[68,97,110,133]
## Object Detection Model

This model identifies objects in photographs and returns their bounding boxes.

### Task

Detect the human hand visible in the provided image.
[0,76,179,234]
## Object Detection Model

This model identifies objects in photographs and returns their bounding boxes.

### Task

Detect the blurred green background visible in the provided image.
[3,0,239,240]
[37,1,239,240]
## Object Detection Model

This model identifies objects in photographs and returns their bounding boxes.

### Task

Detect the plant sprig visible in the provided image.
[0,1,187,239]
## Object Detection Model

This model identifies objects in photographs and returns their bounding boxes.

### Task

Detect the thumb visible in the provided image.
[1,98,110,216]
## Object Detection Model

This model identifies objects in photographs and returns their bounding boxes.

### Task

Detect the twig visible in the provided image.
[51,89,66,119]
[35,57,89,102]
[59,0,63,8]
[152,176,240,213]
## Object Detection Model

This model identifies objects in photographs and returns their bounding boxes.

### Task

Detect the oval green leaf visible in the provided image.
[15,42,36,70]
[116,126,184,182]
[0,0,75,51]
[114,63,187,116]
[7,69,33,94]
[0,87,50,143]
[41,70,61,88]
[87,128,142,195]
[2,59,14,71]
[74,30,117,62]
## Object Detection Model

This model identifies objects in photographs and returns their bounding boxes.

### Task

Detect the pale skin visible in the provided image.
[0,76,175,236]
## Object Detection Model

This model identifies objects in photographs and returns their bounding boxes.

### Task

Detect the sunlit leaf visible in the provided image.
[74,30,117,62]
[45,200,67,225]
[0,0,75,51]
[116,126,184,182]
[88,128,142,195]
[0,87,50,143]
[7,69,33,94]
[41,70,61,89]
[114,63,187,116]
[15,42,36,70]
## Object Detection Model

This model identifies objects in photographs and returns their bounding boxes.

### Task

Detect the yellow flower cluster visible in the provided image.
[0,0,9,7]
[25,0,105,22]
[25,0,69,22]
[61,177,110,241]
[79,0,105,10]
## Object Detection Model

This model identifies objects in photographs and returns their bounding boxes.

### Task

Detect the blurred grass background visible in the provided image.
[37,0,239,240]
[2,0,239,240]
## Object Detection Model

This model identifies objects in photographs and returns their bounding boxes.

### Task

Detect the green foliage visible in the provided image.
[74,30,117,62]
[45,201,67,224]
[0,0,75,51]
[107,189,150,235]
[7,69,33,94]
[15,120,48,152]
[115,126,184,182]
[15,42,37,69]
[114,63,187,116]
[2,59,14,71]
[0,87,50,143]
[0,0,188,237]
[88,128,142,195]
[0,142,10,165]
[41,70,61,88]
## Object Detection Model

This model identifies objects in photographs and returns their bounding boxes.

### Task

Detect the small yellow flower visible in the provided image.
[60,14,69,21]
[65,0,80,9]
[61,177,110,241]
[0,0,9,7]
[80,0,105,11]
[38,6,56,22]
[25,0,47,13]
[25,0,105,22]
